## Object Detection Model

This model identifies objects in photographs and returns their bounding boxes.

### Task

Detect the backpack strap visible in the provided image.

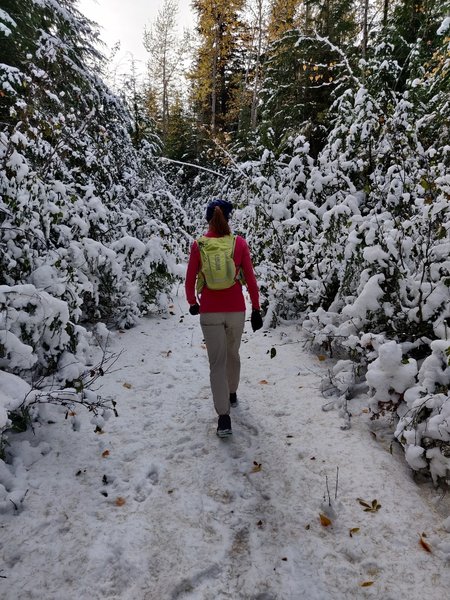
[196,237,207,293]
[233,236,246,288]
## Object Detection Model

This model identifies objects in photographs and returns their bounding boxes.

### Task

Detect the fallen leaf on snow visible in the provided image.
[349,527,360,537]
[319,513,332,527]
[366,499,381,512]
[123,382,132,389]
[251,461,262,473]
[419,536,432,553]
[361,581,374,587]
[357,498,371,508]
[317,355,326,361]
[101,450,110,458]
[115,497,126,507]
[357,498,381,512]
[259,379,269,385]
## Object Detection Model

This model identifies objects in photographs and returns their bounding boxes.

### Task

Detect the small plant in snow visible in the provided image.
[319,467,341,525]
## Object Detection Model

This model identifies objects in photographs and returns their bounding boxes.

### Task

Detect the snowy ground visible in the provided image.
[1,292,449,600]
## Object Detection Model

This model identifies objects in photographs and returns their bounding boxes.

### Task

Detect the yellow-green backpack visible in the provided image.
[196,235,238,292]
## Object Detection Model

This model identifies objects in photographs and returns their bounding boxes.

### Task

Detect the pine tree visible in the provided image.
[144,0,189,139]
[259,27,351,156]
[312,0,358,45]
[164,93,198,161]
[383,0,447,90]
[190,0,246,133]
[116,61,161,151]
[267,0,301,42]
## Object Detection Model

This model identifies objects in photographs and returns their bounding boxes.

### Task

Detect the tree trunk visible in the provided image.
[383,0,389,29]
[305,0,312,34]
[162,54,167,138]
[362,0,369,60]
[211,25,219,133]
[251,0,264,129]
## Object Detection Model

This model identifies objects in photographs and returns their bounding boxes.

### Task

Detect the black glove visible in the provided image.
[189,303,200,315]
[251,309,263,332]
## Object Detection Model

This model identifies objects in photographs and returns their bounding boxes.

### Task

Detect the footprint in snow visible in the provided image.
[186,442,206,457]
[237,420,259,437]
[228,442,245,459]
[134,466,159,502]
[171,564,222,599]
[147,467,159,485]
[175,435,191,448]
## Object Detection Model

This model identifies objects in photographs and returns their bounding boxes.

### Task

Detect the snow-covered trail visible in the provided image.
[1,296,449,599]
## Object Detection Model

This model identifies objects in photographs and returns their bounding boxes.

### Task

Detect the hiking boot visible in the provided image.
[217,414,232,438]
[229,392,238,407]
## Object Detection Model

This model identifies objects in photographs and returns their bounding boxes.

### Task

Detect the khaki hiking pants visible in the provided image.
[200,312,246,416]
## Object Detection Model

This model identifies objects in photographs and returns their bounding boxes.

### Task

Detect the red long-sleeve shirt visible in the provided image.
[185,232,260,313]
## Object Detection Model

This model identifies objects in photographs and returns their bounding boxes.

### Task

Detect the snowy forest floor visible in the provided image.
[1,291,450,600]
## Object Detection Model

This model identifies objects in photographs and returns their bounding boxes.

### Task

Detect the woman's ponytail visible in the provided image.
[209,206,231,236]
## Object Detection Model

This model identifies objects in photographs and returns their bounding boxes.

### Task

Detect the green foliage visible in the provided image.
[259,29,352,157]
[0,435,8,462]
[312,0,359,46]
[8,406,31,434]
[386,0,446,89]
[164,97,199,161]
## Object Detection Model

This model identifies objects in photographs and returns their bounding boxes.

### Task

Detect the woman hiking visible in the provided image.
[185,199,263,437]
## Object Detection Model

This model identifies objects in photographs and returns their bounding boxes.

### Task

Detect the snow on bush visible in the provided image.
[230,136,317,323]
[366,341,418,414]
[0,1,188,504]
[394,341,450,484]
[225,32,450,483]
[0,284,82,374]
[0,370,32,512]
[0,371,31,434]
